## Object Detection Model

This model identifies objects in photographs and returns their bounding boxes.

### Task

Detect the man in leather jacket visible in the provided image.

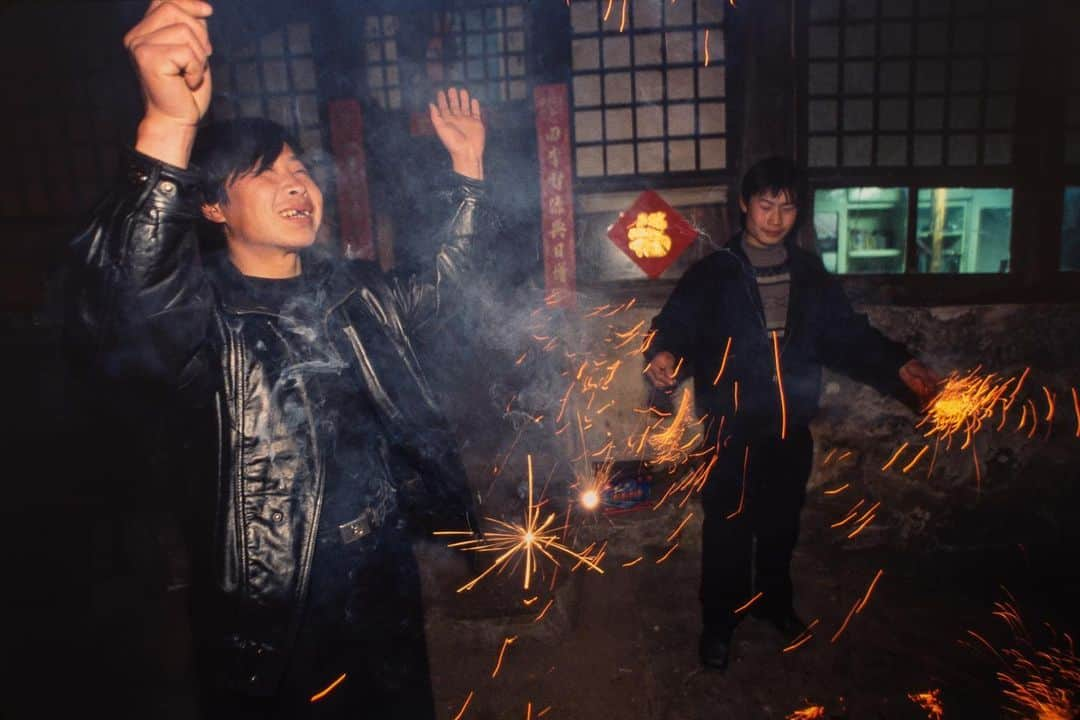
[644,157,940,673]
[66,2,488,717]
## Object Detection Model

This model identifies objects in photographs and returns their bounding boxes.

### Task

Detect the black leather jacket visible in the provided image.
[68,149,487,693]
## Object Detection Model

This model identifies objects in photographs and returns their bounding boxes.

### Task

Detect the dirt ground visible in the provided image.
[6,463,1077,720]
[417,483,1077,720]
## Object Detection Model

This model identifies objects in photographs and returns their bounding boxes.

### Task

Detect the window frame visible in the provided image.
[795,0,1080,305]
[567,0,740,193]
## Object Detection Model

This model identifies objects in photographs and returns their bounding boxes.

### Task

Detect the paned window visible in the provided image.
[569,0,727,177]
[361,3,529,111]
[210,23,324,154]
[805,0,1022,169]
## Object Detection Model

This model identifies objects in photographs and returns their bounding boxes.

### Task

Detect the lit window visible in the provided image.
[813,188,908,274]
[812,186,1013,274]
[915,188,1012,273]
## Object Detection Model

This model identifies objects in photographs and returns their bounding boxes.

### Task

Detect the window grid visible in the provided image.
[361,3,529,112]
[436,4,528,104]
[210,23,324,154]
[570,0,727,178]
[805,0,1022,169]
[364,15,402,111]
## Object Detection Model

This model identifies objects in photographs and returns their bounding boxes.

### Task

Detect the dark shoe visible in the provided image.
[699,631,732,671]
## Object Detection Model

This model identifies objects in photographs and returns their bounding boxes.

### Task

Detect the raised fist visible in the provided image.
[126,0,214,165]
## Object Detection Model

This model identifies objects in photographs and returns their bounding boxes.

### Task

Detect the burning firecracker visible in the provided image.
[908,688,944,719]
[436,455,604,592]
[966,597,1080,720]
[918,367,1023,450]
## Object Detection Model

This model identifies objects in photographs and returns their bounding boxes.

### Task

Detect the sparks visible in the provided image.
[437,455,604,593]
[772,330,788,439]
[655,542,680,564]
[901,444,929,473]
[491,635,518,678]
[534,598,555,622]
[908,689,944,720]
[1071,387,1080,437]
[782,619,821,653]
[712,336,733,385]
[725,444,750,519]
[665,512,694,542]
[919,368,1018,450]
[974,599,1080,720]
[881,441,910,471]
[309,672,347,703]
[734,590,764,614]
[856,569,884,613]
[830,598,860,643]
[452,691,475,720]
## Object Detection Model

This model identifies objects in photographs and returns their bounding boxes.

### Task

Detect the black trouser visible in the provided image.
[198,540,435,720]
[699,426,813,636]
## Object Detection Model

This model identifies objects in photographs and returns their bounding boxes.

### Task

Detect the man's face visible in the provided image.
[740,190,798,249]
[211,145,323,254]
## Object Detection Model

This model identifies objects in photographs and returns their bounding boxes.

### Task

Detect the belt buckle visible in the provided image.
[338,510,374,545]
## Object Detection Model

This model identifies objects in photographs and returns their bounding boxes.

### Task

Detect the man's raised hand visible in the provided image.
[429,88,486,181]
[126,0,214,167]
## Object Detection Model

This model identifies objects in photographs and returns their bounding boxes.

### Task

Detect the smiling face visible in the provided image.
[739,190,798,249]
[202,144,323,276]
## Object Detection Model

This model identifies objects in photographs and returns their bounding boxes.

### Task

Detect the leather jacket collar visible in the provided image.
[204,247,347,316]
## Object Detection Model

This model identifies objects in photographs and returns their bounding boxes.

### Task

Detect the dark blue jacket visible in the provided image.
[648,234,912,442]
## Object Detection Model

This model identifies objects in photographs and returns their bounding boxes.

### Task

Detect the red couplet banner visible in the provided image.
[533,84,576,308]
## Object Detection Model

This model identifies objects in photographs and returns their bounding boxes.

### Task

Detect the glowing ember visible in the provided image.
[452,690,475,720]
[309,672,347,703]
[643,386,704,467]
[436,455,604,592]
[908,688,944,719]
[786,706,826,719]
[992,601,1079,720]
[581,489,600,510]
[918,368,1021,450]
[491,635,517,678]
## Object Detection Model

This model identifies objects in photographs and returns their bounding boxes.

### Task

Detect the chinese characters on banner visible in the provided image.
[607,191,697,279]
[533,84,576,307]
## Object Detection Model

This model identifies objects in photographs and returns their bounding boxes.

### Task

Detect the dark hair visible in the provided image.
[190,117,303,205]
[739,156,803,208]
